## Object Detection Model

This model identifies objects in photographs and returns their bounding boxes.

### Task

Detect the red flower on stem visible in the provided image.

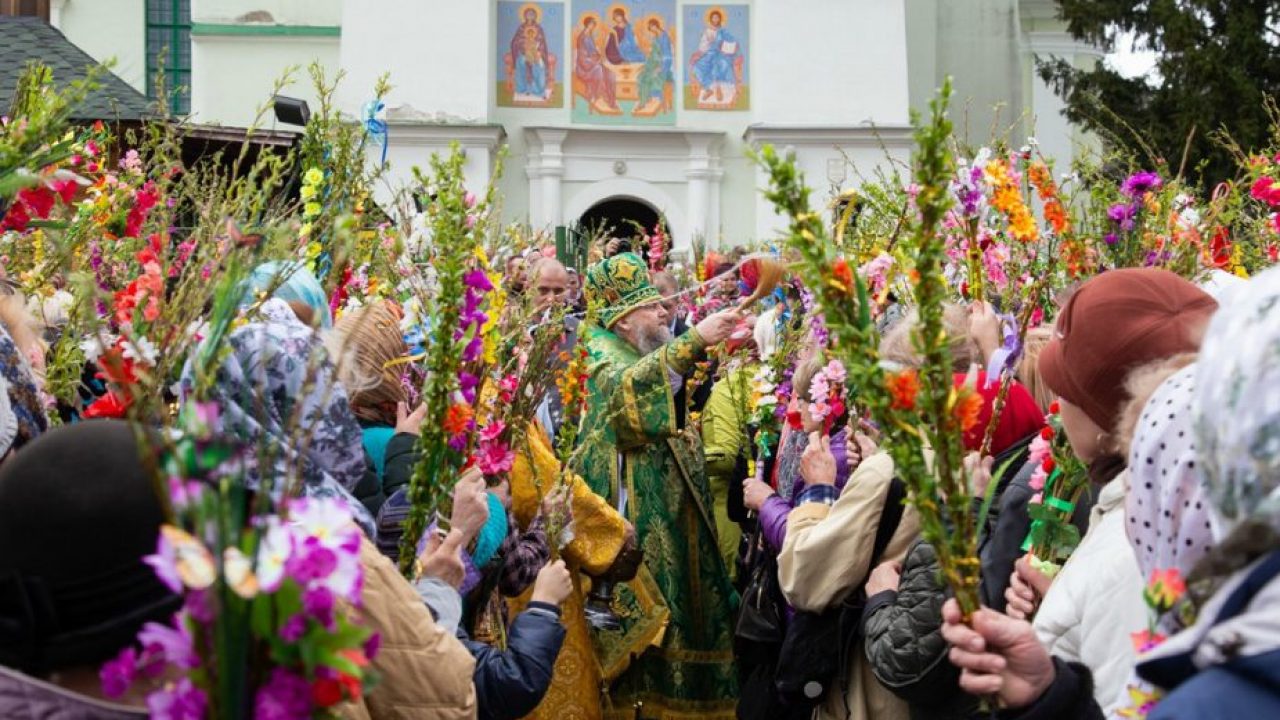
[887,369,920,411]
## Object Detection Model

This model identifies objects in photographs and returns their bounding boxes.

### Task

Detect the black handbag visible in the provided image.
[733,533,785,646]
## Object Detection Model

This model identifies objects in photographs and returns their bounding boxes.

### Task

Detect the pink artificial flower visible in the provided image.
[1030,492,1043,505]
[145,676,207,720]
[288,496,359,553]
[143,530,183,594]
[1027,434,1052,465]
[138,617,199,669]
[100,647,138,698]
[1029,465,1049,492]
[302,586,336,630]
[279,614,307,643]
[476,441,515,476]
[255,668,312,720]
[480,420,506,443]
[464,191,477,208]
[255,518,293,593]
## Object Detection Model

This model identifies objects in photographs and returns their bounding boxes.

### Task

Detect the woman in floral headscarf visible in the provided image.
[181,298,375,535]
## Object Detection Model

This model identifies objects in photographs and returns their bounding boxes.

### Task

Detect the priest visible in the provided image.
[580,252,741,719]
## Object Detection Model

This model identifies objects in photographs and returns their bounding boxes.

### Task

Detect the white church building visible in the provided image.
[47,0,1100,250]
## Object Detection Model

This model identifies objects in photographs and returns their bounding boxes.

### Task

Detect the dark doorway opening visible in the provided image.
[578,197,660,244]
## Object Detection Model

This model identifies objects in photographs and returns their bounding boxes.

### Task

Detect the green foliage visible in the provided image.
[1040,0,1280,191]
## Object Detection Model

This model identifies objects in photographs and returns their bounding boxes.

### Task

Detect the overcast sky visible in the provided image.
[1104,30,1160,81]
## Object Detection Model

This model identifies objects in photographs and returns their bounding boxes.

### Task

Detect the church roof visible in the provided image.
[0,17,151,121]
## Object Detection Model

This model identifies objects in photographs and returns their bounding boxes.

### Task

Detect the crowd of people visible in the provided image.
[0,226,1275,720]
[1,61,1278,720]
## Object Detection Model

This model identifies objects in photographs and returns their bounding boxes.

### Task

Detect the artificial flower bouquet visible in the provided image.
[101,404,379,719]
[1022,401,1090,578]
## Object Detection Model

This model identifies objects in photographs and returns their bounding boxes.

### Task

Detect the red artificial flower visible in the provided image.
[887,369,920,411]
[1251,176,1280,207]
[0,201,30,233]
[954,389,984,433]
[786,409,804,430]
[831,257,854,292]
[311,677,344,708]
[16,186,55,220]
[83,391,131,419]
[135,233,164,267]
[1040,426,1055,441]
[1210,227,1233,269]
[123,182,160,238]
[1047,400,1060,415]
[442,403,474,435]
[96,346,139,386]
[1041,456,1056,474]
[1130,629,1167,654]
[51,178,79,205]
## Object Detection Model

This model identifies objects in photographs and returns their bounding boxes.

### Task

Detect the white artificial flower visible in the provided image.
[121,335,159,365]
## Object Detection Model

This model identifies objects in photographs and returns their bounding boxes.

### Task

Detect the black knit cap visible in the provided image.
[0,420,178,674]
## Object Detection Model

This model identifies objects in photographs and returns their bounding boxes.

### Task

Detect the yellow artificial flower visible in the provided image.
[299,222,312,238]
[303,168,324,186]
[304,202,322,218]
[299,184,317,201]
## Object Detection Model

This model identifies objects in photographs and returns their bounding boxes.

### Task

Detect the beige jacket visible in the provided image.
[778,452,920,720]
[342,538,478,720]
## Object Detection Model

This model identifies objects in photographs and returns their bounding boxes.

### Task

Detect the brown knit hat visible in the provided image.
[1038,268,1217,434]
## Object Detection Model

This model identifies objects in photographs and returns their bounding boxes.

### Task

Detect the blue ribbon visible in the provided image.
[984,310,1022,388]
[363,99,388,166]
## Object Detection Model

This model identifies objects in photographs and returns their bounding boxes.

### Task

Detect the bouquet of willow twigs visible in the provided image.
[755,79,987,618]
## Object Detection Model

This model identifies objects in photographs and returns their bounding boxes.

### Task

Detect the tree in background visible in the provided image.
[1039,1,1280,191]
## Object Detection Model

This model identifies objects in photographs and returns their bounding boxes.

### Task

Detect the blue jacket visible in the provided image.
[461,602,565,720]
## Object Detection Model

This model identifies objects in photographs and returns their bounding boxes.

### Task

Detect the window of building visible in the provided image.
[146,0,191,115]
[0,0,50,20]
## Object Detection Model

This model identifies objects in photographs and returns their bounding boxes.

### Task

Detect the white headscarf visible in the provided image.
[1193,264,1280,539]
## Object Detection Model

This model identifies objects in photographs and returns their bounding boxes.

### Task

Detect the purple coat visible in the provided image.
[757,427,851,552]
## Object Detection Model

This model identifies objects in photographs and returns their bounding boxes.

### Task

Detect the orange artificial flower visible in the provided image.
[887,369,920,411]
[1144,568,1187,613]
[443,403,474,435]
[831,257,855,293]
[953,388,984,432]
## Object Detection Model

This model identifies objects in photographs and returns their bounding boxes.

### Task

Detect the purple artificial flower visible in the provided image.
[1121,171,1162,198]
[285,537,338,584]
[100,647,138,699]
[254,668,312,720]
[461,334,484,363]
[448,433,468,452]
[302,586,336,630]
[463,268,494,292]
[1107,201,1138,231]
[364,632,382,661]
[146,677,207,720]
[279,614,307,643]
[458,371,480,393]
[138,617,199,669]
[1104,233,1120,246]
[144,531,183,594]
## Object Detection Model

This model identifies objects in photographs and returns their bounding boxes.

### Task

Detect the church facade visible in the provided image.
[54,0,1100,250]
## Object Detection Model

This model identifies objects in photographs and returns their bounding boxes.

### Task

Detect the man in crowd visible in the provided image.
[651,270,688,337]
[580,251,742,718]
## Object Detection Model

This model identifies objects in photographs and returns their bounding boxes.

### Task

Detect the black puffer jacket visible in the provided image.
[862,539,979,720]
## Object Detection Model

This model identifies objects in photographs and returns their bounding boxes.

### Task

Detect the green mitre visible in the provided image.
[584,251,662,329]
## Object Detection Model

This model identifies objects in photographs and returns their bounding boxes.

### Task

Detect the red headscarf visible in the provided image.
[955,371,1045,456]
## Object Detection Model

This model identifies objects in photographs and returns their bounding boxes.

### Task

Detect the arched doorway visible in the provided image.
[578,196,660,242]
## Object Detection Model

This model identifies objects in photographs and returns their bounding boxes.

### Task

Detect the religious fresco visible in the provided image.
[570,0,676,126]
[683,4,748,111]
[497,2,565,108]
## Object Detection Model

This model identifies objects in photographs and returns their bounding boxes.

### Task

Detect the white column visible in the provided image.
[1025,31,1103,170]
[684,134,722,251]
[525,128,567,231]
